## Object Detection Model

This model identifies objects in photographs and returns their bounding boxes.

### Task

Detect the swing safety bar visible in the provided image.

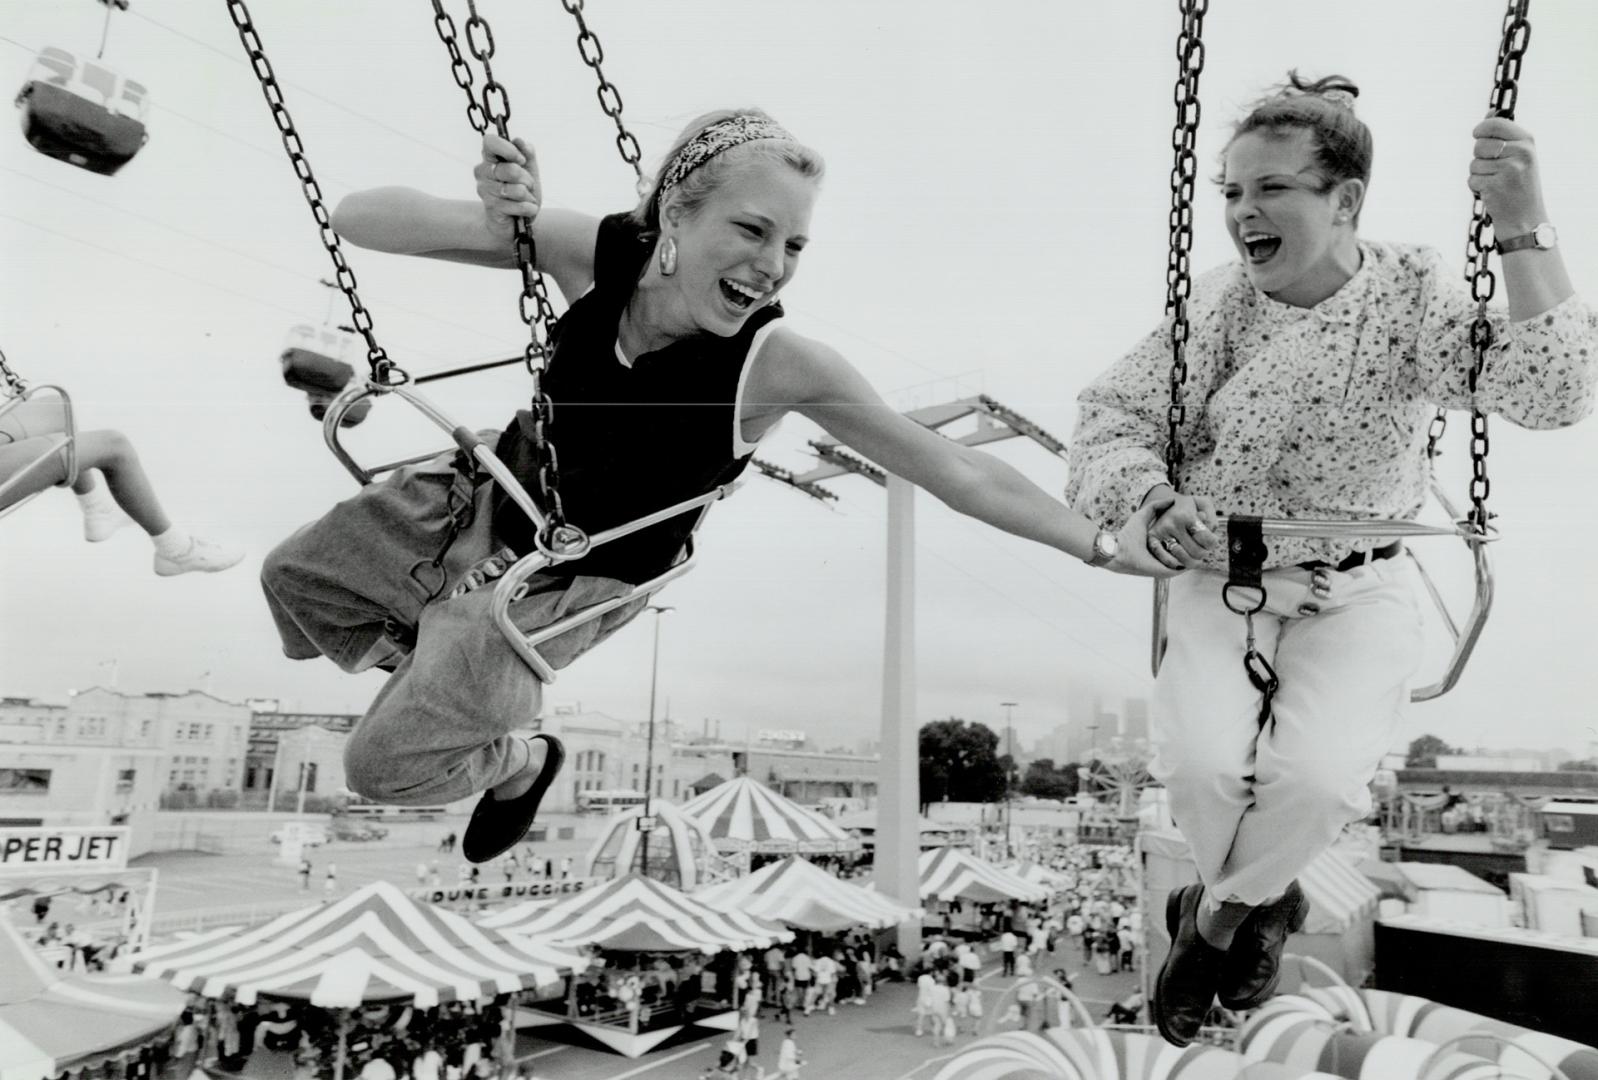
[489,486,738,683]
[318,378,737,684]
[0,384,79,520]
[1150,490,1496,702]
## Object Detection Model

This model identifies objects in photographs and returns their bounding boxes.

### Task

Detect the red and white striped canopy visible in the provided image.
[115,880,586,1008]
[1,913,187,1080]
[920,847,1050,905]
[481,873,792,954]
[696,854,921,933]
[680,777,861,855]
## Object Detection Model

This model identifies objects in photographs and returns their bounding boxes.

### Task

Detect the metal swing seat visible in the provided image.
[1149,482,1497,702]
[320,380,741,683]
[228,0,706,684]
[0,351,81,520]
[1145,0,1529,704]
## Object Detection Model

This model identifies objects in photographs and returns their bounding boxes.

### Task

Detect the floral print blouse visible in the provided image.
[1066,241,1598,570]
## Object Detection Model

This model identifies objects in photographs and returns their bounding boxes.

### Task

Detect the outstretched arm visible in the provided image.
[329,133,600,302]
[746,328,1176,577]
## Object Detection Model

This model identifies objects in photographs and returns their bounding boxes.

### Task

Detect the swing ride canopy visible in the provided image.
[113,880,585,1008]
[0,913,186,1080]
[679,776,861,855]
[480,872,792,954]
[917,847,1050,906]
[695,854,922,933]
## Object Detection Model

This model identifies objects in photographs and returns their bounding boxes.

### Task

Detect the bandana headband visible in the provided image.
[658,115,795,198]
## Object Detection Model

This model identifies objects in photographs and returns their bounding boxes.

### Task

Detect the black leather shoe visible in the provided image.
[1218,879,1308,1011]
[462,734,565,864]
[1153,883,1228,1048]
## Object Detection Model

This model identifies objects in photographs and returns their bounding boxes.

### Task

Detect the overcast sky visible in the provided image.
[2,0,1595,758]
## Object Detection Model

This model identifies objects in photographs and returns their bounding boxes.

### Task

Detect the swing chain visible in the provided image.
[430,1,488,133]
[1457,0,1529,529]
[1163,0,1208,484]
[0,347,26,397]
[447,0,570,537]
[561,0,648,196]
[223,0,403,387]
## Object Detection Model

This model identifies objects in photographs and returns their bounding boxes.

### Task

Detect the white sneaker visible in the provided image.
[83,505,136,542]
[154,537,246,577]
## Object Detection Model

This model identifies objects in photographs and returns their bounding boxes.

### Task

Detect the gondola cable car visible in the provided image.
[280,280,372,429]
[14,0,150,176]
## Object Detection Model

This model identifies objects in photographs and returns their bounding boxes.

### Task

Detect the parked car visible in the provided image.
[269,825,328,846]
[330,818,388,842]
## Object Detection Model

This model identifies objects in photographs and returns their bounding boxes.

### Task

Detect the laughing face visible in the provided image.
[1222,127,1362,309]
[660,158,816,336]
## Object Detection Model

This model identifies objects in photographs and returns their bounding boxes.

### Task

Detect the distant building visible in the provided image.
[1121,697,1150,744]
[269,726,350,809]
[245,710,360,800]
[0,688,251,854]
[1437,754,1543,773]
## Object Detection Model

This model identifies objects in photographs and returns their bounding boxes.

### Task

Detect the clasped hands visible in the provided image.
[1140,484,1219,572]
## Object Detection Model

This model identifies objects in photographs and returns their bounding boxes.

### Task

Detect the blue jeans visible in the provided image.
[261,448,644,805]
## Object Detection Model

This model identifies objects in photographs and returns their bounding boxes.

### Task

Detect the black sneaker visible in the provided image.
[461,734,565,864]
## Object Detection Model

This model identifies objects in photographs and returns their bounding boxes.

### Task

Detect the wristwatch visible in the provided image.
[1496,223,1557,254]
[1083,529,1119,568]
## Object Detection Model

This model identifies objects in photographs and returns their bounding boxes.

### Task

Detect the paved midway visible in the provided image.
[123,813,1139,1080]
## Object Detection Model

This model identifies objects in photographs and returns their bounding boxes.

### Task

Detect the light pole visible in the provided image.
[1000,701,1018,859]
[636,605,673,875]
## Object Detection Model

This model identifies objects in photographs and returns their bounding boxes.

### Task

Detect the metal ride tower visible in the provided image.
[757,394,1067,960]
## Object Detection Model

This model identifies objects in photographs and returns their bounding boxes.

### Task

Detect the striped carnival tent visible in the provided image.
[919,846,1050,905]
[480,873,792,953]
[0,913,187,1080]
[679,777,861,855]
[584,800,735,891]
[1005,862,1072,891]
[114,880,585,1007]
[931,1026,1331,1080]
[1141,829,1380,986]
[695,854,921,932]
[1246,988,1598,1079]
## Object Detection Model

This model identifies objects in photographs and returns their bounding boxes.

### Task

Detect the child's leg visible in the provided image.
[73,430,172,535]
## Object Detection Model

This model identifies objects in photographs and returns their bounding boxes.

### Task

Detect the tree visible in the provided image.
[919,718,1007,808]
[1406,734,1455,769]
[1019,757,1077,800]
[1557,759,1598,772]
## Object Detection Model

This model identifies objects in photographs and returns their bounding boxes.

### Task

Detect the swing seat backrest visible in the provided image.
[0,384,80,519]
[320,380,733,684]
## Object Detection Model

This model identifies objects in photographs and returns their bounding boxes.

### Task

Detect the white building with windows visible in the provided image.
[0,689,251,855]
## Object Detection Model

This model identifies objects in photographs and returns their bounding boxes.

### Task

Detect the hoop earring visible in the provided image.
[658,237,678,277]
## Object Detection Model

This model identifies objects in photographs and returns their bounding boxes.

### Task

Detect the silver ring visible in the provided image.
[1492,139,1507,160]
[1162,537,1182,551]
[499,181,508,198]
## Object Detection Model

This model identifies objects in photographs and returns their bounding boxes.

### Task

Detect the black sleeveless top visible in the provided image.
[492,213,783,584]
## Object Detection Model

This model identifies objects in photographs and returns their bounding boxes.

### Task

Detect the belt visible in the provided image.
[1299,540,1403,573]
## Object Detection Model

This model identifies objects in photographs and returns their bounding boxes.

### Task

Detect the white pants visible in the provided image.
[1151,559,1424,906]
